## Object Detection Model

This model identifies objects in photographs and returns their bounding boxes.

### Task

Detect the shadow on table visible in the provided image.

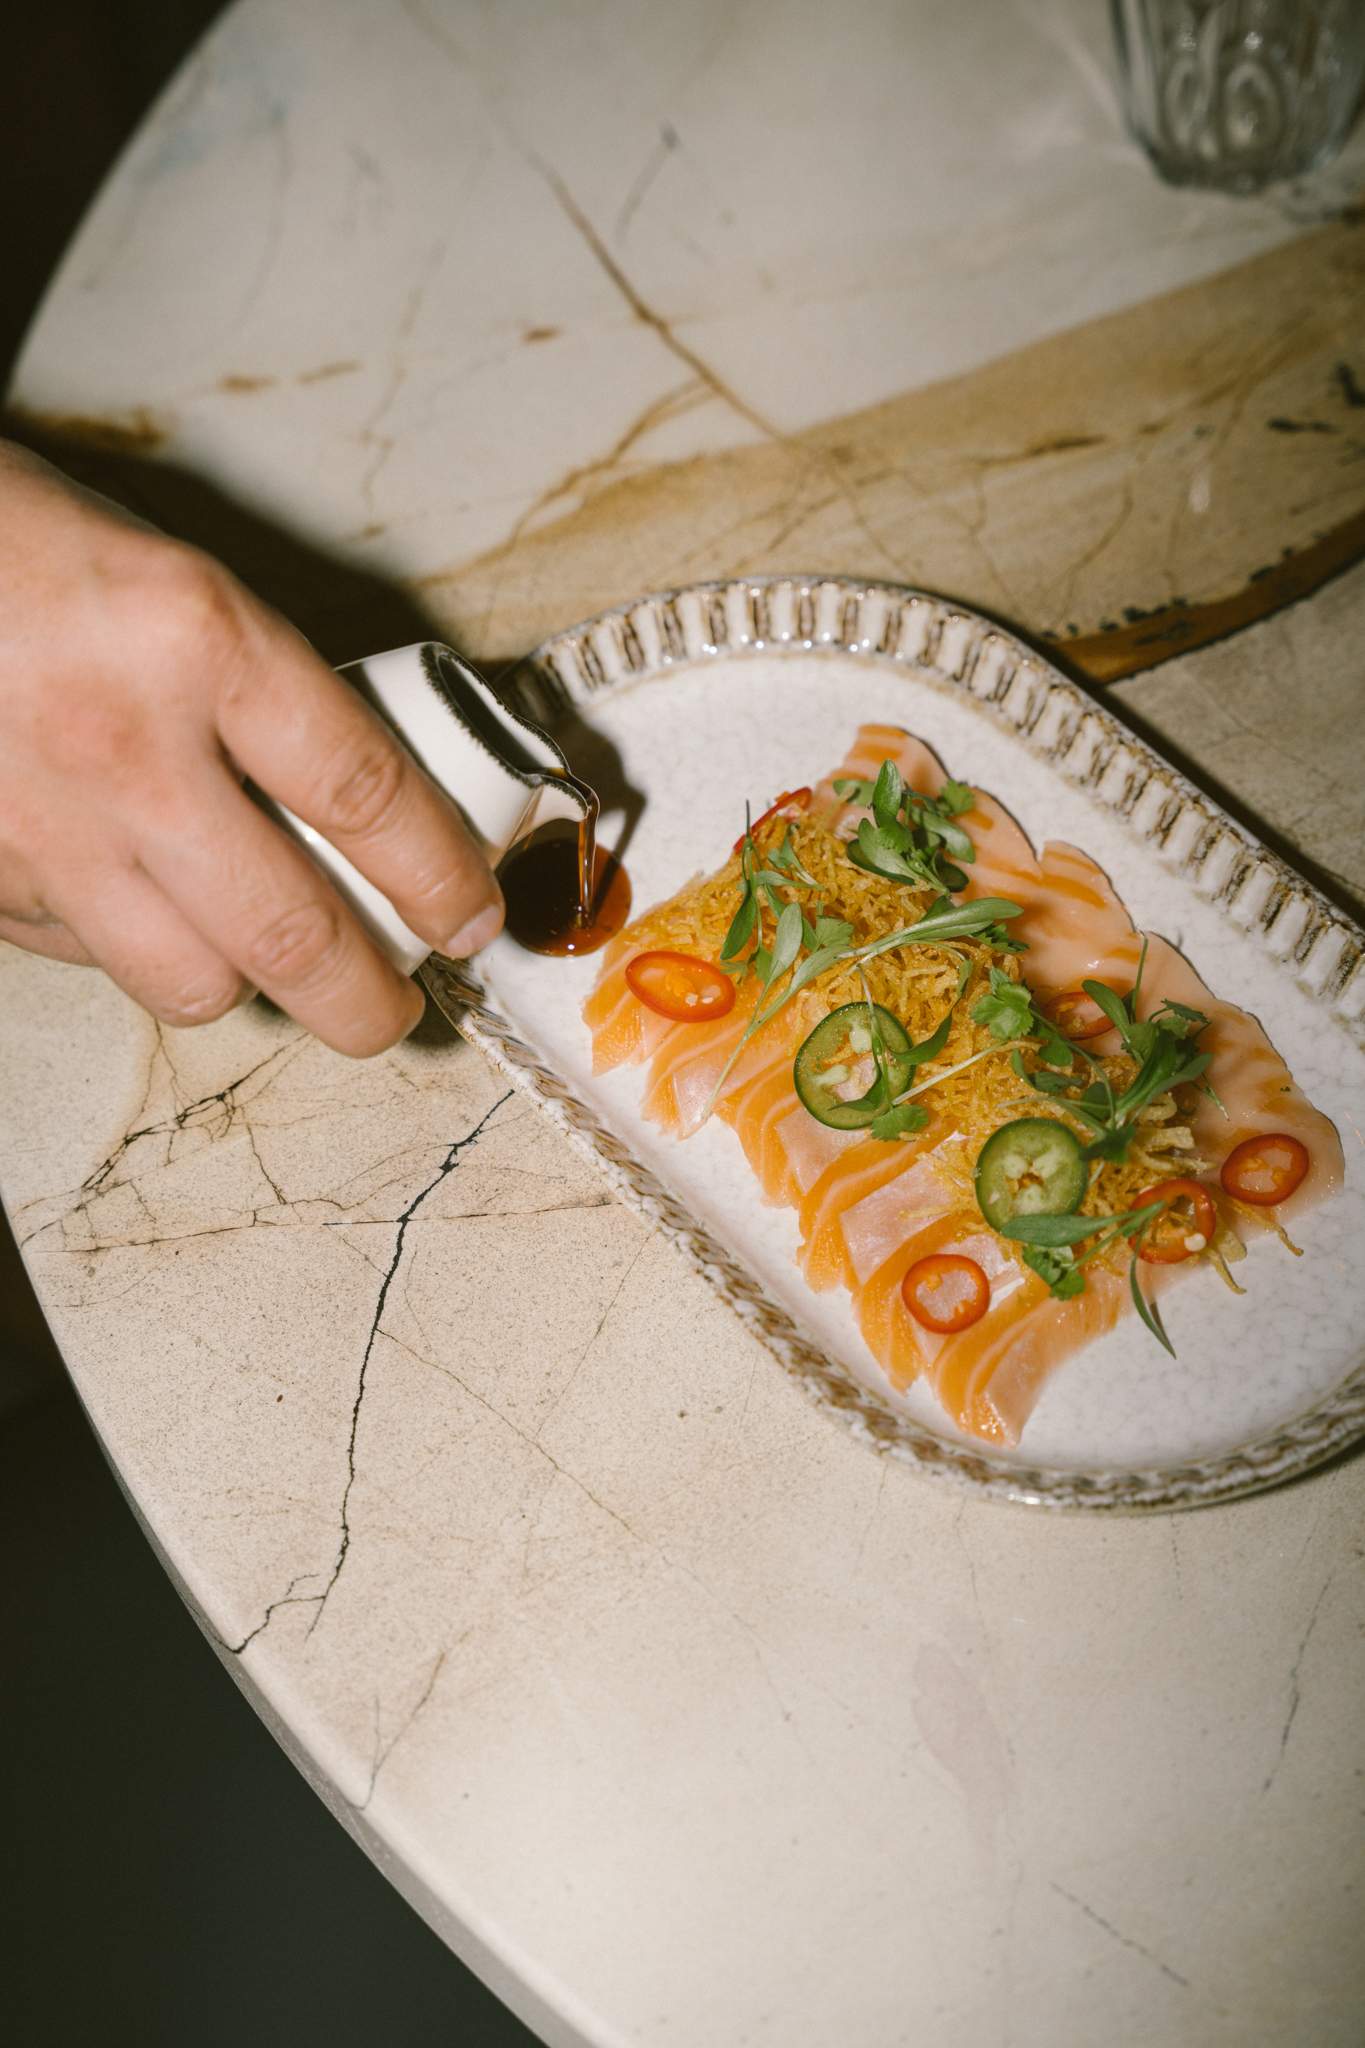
[2,410,449,665]
[945,588,1365,932]
[0,1375,544,2048]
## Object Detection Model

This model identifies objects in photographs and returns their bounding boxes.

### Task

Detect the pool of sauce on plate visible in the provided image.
[500,795,631,957]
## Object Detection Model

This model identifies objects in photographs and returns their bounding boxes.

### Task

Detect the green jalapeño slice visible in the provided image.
[794,1002,914,1130]
[975,1117,1086,1231]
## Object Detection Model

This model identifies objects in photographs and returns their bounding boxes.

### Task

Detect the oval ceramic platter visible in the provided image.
[421,578,1365,1511]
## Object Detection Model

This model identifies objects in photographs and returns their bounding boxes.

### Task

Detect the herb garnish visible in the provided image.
[707,894,1021,1120]
[710,767,1022,1119]
[833,762,978,895]
[999,1196,1176,1354]
[849,894,1026,963]
[972,967,1074,1065]
[994,942,1210,1164]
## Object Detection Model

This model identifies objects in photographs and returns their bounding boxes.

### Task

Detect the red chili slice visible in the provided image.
[733,788,812,855]
[624,950,736,1023]
[1135,1177,1218,1265]
[1219,1133,1310,1207]
[1044,989,1117,1041]
[901,1253,991,1334]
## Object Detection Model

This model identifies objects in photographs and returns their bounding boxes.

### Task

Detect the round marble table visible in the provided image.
[5,4,1365,2042]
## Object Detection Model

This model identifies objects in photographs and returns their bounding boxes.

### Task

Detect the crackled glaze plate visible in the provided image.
[422,579,1365,1511]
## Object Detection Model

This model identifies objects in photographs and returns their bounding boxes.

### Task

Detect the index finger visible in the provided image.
[217,612,504,959]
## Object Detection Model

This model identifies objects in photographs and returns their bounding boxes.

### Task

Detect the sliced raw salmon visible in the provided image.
[1139,933,1343,1222]
[582,724,1341,1445]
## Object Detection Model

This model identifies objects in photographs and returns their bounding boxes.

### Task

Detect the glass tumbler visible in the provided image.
[1111,0,1365,191]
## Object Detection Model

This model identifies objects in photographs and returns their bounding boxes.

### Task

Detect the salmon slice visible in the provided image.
[939,1265,1114,1445]
[850,1214,956,1391]
[715,1013,817,1203]
[640,992,761,1134]
[851,1212,1013,1392]
[583,942,676,1073]
[751,1070,811,1206]
[815,724,948,804]
[798,1117,955,1293]
[838,1135,971,1289]
[1019,842,1142,991]
[771,1100,859,1200]
[958,792,1043,907]
[1139,933,1343,1223]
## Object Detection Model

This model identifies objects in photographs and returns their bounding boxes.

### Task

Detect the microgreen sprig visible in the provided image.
[998,1197,1176,1354]
[1002,941,1211,1164]
[704,901,856,1115]
[848,894,1025,964]
[832,763,978,896]
[721,806,818,973]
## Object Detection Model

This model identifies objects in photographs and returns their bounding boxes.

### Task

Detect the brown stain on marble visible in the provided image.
[416,221,1365,680]
[297,359,361,384]
[522,325,561,345]
[219,373,277,394]
[2,403,172,456]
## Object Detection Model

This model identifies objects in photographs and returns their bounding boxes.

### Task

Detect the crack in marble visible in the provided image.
[19,1188,606,1271]
[951,1493,987,1634]
[1262,1574,1334,1795]
[225,1571,330,1656]
[532,1229,654,1445]
[851,1461,890,1575]
[524,148,787,449]
[16,1036,308,1249]
[222,1095,521,1655]
[360,1644,453,1811]
[1048,1880,1190,1989]
[303,1089,515,1633]
[386,1322,646,1558]
[614,121,680,244]
[357,235,449,519]
[84,1036,305,1200]
[232,97,294,343]
[1050,473,1136,625]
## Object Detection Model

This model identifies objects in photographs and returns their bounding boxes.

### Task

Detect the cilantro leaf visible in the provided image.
[868,1100,931,1142]
[1021,1243,1086,1299]
[971,968,1035,1043]
[903,1009,955,1067]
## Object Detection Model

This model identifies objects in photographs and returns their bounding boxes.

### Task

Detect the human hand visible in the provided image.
[0,441,503,1055]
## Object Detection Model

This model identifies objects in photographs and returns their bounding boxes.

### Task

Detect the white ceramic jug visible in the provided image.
[262,642,590,974]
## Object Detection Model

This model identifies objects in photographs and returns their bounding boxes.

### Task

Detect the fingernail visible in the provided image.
[443,900,504,958]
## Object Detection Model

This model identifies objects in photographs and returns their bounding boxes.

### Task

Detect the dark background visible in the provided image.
[2,6,539,2043]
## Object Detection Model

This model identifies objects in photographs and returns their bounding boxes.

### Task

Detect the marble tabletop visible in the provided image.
[5,2,1365,2042]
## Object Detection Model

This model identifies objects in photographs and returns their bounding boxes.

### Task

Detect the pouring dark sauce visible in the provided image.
[500,783,631,957]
